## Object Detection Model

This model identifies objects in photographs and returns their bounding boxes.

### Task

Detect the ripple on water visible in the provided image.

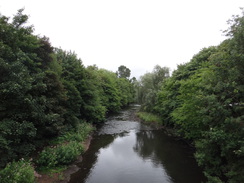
[98,121,140,135]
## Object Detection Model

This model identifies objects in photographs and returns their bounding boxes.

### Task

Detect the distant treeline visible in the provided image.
[136,10,244,183]
[0,9,135,167]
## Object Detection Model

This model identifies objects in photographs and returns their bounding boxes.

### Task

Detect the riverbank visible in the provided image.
[35,106,139,183]
[0,124,94,183]
[136,111,163,128]
[136,111,194,146]
[36,135,93,183]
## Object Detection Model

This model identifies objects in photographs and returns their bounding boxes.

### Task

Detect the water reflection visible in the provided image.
[133,130,206,183]
[69,106,206,183]
[69,134,116,182]
[81,130,173,183]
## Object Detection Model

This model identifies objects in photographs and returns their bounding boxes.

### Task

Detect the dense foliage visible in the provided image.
[0,10,135,169]
[36,123,93,169]
[152,12,244,183]
[0,159,35,183]
[135,65,170,112]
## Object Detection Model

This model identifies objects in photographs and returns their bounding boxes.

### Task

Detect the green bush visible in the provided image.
[0,159,35,183]
[56,141,84,165]
[35,148,58,168]
[36,123,92,169]
[54,123,93,144]
[36,141,84,168]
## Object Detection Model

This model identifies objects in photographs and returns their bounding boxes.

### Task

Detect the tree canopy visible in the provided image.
[0,10,135,167]
[135,65,170,112]
[152,12,244,183]
[116,65,131,79]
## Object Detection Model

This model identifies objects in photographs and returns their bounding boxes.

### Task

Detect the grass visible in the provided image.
[136,112,162,127]
[38,165,67,176]
[36,166,67,182]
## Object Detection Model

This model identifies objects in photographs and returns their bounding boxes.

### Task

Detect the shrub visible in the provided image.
[53,123,94,144]
[36,123,93,169]
[0,159,35,183]
[56,141,84,165]
[35,148,58,168]
[36,142,84,168]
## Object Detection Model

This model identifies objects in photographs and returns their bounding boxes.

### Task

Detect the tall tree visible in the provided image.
[0,10,66,166]
[116,65,131,79]
[136,65,169,112]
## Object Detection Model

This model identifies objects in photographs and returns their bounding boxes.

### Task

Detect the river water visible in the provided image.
[69,105,206,183]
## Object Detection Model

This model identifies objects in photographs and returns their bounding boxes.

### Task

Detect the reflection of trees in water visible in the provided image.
[69,134,115,183]
[133,131,159,164]
[133,130,206,183]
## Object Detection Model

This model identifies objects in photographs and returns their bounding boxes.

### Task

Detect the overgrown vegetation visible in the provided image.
[36,141,83,168]
[136,112,162,126]
[36,123,93,170]
[0,159,35,183]
[137,10,244,183]
[0,9,135,181]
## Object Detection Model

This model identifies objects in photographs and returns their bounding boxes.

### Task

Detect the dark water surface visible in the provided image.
[69,105,206,183]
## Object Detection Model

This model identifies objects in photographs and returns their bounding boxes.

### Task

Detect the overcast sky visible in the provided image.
[1,0,243,78]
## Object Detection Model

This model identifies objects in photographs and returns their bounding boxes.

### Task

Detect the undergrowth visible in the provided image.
[36,123,94,170]
[0,159,35,183]
[0,123,94,182]
[137,112,162,126]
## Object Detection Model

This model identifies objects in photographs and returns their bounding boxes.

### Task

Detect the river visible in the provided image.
[68,105,206,183]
